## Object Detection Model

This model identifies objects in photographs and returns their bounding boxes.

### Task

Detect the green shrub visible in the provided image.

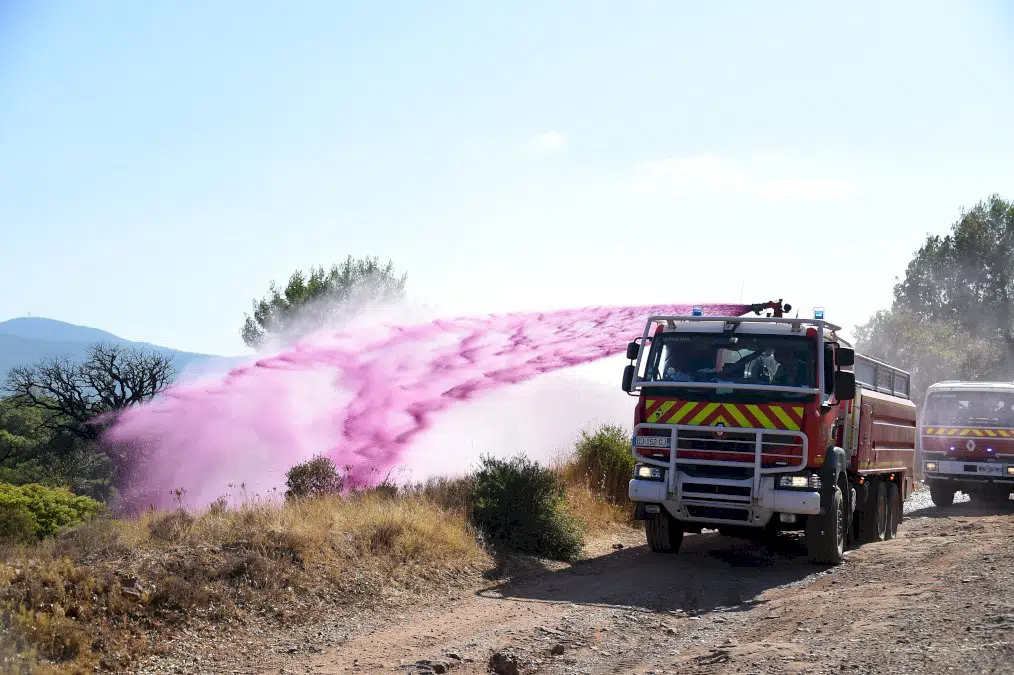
[284,455,344,501]
[0,503,38,543]
[573,424,634,504]
[0,483,102,540]
[0,461,47,486]
[471,454,584,562]
[0,453,115,503]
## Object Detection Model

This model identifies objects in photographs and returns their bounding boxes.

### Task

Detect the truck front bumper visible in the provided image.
[924,460,1014,494]
[629,475,820,528]
[924,459,1014,481]
[629,421,814,529]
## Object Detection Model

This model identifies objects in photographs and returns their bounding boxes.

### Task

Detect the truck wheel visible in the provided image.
[806,484,845,565]
[929,483,955,507]
[874,482,888,541]
[856,481,887,543]
[885,482,901,540]
[645,511,684,554]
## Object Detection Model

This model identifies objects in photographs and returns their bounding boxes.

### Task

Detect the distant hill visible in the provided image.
[0,317,124,345]
[0,317,237,384]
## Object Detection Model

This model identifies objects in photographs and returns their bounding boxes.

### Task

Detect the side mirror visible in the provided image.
[622,364,635,392]
[836,347,855,368]
[625,341,640,361]
[834,371,856,401]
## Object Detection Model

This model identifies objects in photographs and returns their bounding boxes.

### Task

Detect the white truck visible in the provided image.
[920,380,1014,506]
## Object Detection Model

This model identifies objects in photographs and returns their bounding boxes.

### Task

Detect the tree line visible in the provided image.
[0,256,406,503]
[855,194,1014,400]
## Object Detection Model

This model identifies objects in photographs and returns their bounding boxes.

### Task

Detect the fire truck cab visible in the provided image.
[622,303,916,565]
[920,380,1014,506]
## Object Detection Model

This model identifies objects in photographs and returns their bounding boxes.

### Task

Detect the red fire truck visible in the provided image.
[622,301,917,564]
[920,381,1014,506]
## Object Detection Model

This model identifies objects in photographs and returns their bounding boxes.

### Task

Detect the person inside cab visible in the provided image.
[663,342,714,382]
[997,396,1014,426]
[770,345,806,387]
[968,395,1001,424]
[746,352,774,383]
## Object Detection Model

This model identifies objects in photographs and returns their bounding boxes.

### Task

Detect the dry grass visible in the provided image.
[403,468,631,537]
[402,475,475,514]
[0,452,635,673]
[553,453,637,535]
[0,492,489,673]
[563,482,633,535]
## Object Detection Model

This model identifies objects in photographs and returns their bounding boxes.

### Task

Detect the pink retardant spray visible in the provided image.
[105,303,748,510]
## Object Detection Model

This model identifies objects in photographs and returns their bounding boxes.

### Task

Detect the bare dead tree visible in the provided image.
[3,342,176,441]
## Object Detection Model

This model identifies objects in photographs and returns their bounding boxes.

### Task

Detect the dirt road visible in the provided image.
[277,489,1014,675]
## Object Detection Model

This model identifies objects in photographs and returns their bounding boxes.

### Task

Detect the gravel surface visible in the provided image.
[134,486,1012,674]
[286,492,1014,675]
[904,480,970,514]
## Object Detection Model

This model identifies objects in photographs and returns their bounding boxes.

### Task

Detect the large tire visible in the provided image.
[885,482,900,540]
[930,483,955,507]
[855,481,887,544]
[807,484,845,565]
[645,511,684,554]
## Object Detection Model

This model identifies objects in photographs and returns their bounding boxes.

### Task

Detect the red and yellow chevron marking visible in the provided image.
[923,427,1014,438]
[644,399,804,431]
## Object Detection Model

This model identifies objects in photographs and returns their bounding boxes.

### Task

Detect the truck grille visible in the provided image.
[681,483,751,498]
[675,429,803,468]
[679,464,754,480]
[678,429,755,452]
[686,505,750,522]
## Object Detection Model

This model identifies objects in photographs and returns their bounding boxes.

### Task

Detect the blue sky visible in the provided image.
[2,1,1013,356]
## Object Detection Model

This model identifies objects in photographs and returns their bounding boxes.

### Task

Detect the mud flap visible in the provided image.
[847,486,858,546]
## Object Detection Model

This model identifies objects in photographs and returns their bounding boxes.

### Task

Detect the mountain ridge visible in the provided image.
[0,317,125,345]
[0,316,234,383]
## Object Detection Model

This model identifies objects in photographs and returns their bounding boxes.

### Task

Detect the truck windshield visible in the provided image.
[641,332,816,393]
[923,391,1014,427]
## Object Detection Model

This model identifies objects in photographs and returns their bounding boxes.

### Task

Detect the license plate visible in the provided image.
[635,436,670,448]
[978,464,1003,475]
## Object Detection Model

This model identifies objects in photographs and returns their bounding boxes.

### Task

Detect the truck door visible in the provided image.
[858,403,874,470]
[842,388,862,457]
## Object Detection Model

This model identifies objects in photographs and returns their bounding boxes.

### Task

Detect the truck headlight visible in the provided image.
[634,464,664,481]
[925,462,938,472]
[1007,466,1014,476]
[777,473,821,489]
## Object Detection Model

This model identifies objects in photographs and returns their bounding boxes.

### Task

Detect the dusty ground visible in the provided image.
[139,486,1014,675]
